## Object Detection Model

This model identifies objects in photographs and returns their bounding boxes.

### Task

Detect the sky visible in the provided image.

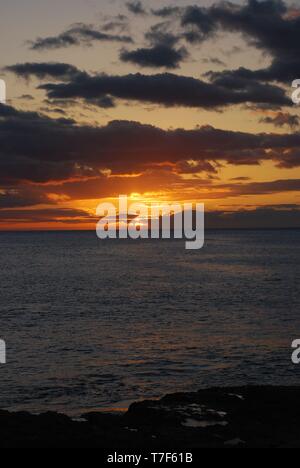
[0,0,300,230]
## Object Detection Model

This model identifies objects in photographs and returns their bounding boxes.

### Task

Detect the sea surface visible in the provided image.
[0,230,300,415]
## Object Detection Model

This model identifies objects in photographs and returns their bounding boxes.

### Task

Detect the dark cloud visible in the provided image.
[1,103,300,191]
[0,208,96,222]
[180,0,300,84]
[0,104,100,185]
[206,206,300,229]
[202,57,226,67]
[209,0,295,62]
[181,5,217,43]
[0,188,53,209]
[206,60,299,89]
[2,99,300,217]
[29,23,133,51]
[145,23,180,48]
[221,179,300,196]
[274,148,300,168]
[259,112,300,128]
[0,154,93,185]
[205,66,293,112]
[4,62,83,81]
[230,176,251,181]
[180,0,292,53]
[90,96,116,108]
[151,6,182,17]
[36,70,289,109]
[126,1,146,15]
[120,45,188,69]
[121,22,188,69]
[24,1,300,84]
[101,15,129,33]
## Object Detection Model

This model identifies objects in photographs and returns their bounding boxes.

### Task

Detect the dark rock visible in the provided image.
[0,386,300,447]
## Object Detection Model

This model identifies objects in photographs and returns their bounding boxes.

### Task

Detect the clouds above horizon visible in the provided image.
[24,0,300,81]
[5,62,290,110]
[175,0,300,83]
[18,0,300,114]
[126,1,147,16]
[259,111,300,128]
[0,102,300,190]
[119,44,188,69]
[1,0,300,228]
[29,23,133,51]
[1,97,300,220]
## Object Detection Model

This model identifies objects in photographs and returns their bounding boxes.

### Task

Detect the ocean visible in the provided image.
[0,230,299,415]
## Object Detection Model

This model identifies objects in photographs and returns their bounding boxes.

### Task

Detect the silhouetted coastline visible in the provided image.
[1,386,299,448]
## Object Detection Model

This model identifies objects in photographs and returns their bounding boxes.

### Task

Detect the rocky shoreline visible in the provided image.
[1,386,300,448]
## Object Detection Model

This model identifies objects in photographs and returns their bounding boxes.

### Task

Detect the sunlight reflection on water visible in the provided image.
[0,230,299,415]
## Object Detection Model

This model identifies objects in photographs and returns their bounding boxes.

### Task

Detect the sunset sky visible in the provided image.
[1,0,300,229]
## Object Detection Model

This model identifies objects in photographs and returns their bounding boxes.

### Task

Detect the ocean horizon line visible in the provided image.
[0,227,300,234]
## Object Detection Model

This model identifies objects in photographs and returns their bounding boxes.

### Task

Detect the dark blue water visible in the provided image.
[0,230,300,415]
